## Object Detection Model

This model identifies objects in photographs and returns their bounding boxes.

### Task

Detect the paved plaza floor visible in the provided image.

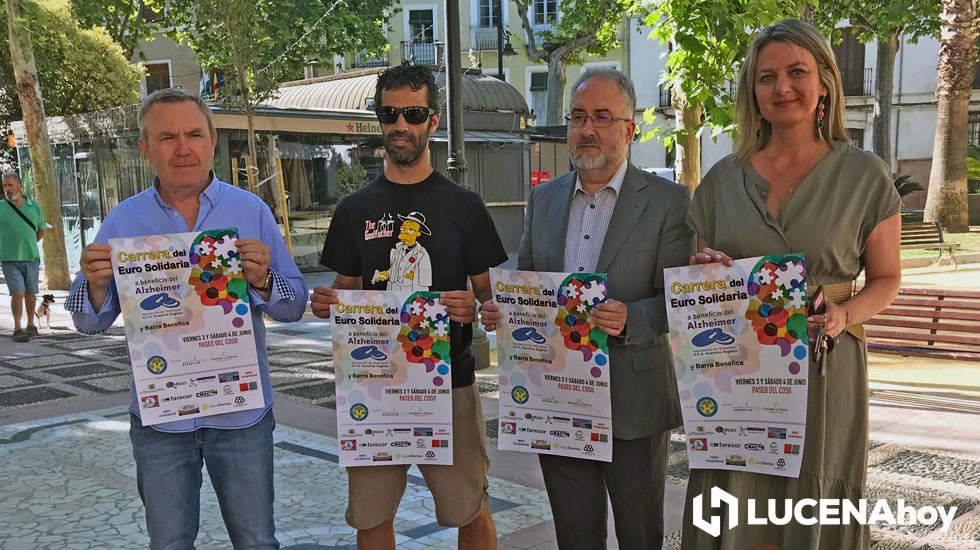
[1,269,978,549]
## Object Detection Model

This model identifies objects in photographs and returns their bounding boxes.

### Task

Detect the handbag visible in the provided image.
[3,199,38,232]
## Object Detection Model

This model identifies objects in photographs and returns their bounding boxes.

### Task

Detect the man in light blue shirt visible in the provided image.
[66,88,308,549]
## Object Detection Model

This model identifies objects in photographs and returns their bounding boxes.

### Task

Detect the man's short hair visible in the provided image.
[570,68,636,117]
[374,64,441,112]
[138,88,216,139]
[2,171,21,184]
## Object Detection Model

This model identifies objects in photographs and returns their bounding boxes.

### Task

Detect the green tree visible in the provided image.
[70,0,163,58]
[814,0,939,167]
[513,0,632,126]
[0,0,143,123]
[923,0,978,231]
[6,0,72,289]
[640,0,800,188]
[165,0,395,189]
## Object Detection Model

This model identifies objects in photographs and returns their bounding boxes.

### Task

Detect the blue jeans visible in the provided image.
[129,411,279,550]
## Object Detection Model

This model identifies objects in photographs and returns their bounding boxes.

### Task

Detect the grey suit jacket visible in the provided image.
[518,164,693,439]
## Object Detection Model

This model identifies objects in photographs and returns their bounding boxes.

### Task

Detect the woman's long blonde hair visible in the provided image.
[734,19,849,159]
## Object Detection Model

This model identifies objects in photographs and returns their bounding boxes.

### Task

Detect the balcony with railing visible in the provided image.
[400,41,443,66]
[659,83,672,110]
[472,26,501,51]
[353,51,389,69]
[841,67,873,96]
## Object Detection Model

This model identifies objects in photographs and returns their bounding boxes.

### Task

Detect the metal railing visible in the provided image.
[969,112,980,147]
[400,41,442,66]
[353,52,388,69]
[841,67,873,96]
[472,26,501,51]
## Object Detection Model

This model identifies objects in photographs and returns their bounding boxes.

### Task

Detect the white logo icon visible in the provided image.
[692,487,739,537]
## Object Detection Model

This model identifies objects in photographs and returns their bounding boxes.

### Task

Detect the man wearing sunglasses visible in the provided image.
[480,68,693,549]
[312,64,505,549]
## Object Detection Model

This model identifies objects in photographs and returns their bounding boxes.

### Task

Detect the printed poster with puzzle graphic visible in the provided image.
[665,254,809,478]
[111,229,264,426]
[333,290,453,466]
[492,268,612,462]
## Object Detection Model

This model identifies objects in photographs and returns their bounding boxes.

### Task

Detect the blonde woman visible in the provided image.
[683,19,901,549]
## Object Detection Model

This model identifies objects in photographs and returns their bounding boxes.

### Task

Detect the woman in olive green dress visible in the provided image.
[682,19,902,550]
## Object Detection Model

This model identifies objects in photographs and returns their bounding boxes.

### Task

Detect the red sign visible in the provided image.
[530,170,551,187]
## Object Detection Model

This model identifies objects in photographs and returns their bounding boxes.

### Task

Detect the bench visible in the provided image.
[865,287,980,361]
[900,222,960,264]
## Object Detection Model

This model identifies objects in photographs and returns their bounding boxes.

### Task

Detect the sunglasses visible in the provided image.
[376,106,436,125]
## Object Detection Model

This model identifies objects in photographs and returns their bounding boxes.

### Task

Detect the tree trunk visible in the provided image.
[6,0,70,290]
[801,3,817,24]
[872,30,898,166]
[673,85,702,190]
[923,0,977,232]
[546,53,568,127]
[237,62,261,197]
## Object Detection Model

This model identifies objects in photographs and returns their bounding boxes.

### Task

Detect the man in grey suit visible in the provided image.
[481,68,692,549]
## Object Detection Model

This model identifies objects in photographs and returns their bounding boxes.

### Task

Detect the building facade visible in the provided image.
[628,20,980,203]
[12,70,533,271]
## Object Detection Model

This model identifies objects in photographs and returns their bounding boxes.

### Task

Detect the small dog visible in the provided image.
[36,294,55,328]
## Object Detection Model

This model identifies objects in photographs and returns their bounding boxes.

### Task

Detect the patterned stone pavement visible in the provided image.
[2,278,979,549]
[3,403,978,549]
[0,407,553,549]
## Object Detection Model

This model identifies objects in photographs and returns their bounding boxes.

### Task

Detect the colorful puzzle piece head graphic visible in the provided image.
[188,229,249,326]
[744,255,808,357]
[554,274,609,376]
[396,291,451,386]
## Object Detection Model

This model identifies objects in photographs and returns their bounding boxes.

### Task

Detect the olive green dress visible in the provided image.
[682,143,901,549]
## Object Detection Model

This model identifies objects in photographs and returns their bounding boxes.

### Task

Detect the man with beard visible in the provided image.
[480,69,692,549]
[312,63,505,549]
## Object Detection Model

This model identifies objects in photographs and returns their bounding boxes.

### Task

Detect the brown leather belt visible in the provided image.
[808,281,865,341]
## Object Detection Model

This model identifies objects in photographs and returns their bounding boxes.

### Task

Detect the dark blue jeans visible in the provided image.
[129,411,279,550]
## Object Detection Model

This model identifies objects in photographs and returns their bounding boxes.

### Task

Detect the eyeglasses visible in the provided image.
[564,112,632,128]
[376,106,436,125]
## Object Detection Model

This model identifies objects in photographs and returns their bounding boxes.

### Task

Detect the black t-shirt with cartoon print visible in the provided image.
[320,171,508,388]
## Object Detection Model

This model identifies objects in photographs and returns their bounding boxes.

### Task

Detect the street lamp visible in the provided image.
[497,12,516,80]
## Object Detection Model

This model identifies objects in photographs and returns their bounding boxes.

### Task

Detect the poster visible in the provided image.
[492,268,612,462]
[332,290,453,466]
[665,254,809,477]
[111,229,264,426]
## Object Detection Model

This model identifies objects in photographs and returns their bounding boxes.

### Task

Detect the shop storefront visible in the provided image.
[13,68,533,271]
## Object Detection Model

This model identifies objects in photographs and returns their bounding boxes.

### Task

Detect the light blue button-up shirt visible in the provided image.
[66,175,308,433]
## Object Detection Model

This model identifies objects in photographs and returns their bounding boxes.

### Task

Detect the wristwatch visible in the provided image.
[252,271,273,292]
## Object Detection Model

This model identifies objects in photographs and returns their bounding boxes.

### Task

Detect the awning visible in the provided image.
[429,130,529,144]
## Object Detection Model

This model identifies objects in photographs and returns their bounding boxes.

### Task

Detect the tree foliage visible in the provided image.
[0,0,142,124]
[639,0,801,146]
[70,0,164,57]
[638,0,800,186]
[166,0,394,109]
[513,0,633,125]
[164,0,396,183]
[813,0,938,45]
[813,0,939,164]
